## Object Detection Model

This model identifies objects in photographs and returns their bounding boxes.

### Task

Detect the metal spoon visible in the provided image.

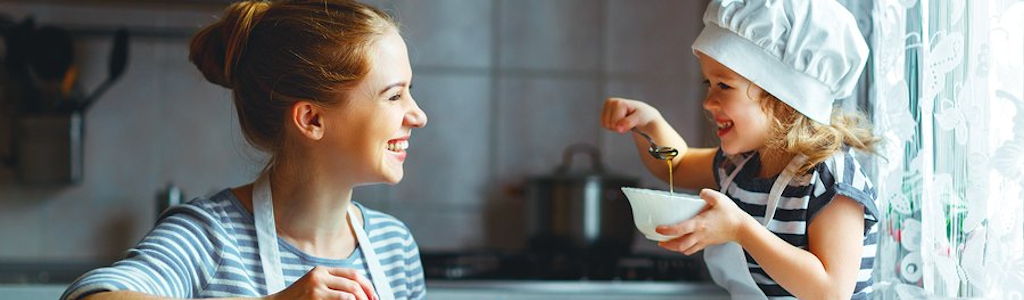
[631,128,679,161]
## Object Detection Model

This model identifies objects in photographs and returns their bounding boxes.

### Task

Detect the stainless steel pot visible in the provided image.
[525,143,638,257]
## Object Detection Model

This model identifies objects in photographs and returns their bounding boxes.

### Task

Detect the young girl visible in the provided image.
[62,1,426,299]
[601,0,878,299]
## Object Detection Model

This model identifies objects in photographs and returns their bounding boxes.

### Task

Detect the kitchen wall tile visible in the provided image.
[39,193,153,261]
[389,206,490,251]
[391,0,494,68]
[151,39,262,197]
[357,0,396,11]
[0,197,44,259]
[0,2,220,34]
[605,0,705,77]
[354,184,395,211]
[498,0,603,72]
[494,76,603,183]
[72,39,163,206]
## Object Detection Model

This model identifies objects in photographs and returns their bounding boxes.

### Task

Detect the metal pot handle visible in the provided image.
[556,143,605,174]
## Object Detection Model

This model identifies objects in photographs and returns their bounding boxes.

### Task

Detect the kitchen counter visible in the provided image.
[0,281,728,300]
[426,280,728,300]
[0,280,728,300]
[0,284,66,300]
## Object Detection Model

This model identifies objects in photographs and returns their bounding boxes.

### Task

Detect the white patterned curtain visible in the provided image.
[871,0,1024,298]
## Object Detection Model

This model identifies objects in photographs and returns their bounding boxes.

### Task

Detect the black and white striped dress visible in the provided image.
[713,148,879,299]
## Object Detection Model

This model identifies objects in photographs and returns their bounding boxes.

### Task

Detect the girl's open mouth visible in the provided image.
[716,120,734,137]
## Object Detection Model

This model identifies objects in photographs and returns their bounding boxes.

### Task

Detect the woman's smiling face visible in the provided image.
[698,52,773,156]
[319,29,427,185]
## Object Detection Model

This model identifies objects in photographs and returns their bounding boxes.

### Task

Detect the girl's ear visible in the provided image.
[743,81,767,103]
[291,101,325,141]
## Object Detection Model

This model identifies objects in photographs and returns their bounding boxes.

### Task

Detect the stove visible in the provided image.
[421,250,711,282]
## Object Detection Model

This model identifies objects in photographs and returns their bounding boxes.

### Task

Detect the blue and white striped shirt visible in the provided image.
[714,148,879,299]
[61,189,425,300]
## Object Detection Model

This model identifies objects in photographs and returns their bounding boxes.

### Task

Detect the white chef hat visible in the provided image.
[691,0,868,125]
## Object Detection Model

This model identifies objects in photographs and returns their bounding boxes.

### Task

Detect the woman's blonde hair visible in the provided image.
[759,92,880,174]
[189,0,396,155]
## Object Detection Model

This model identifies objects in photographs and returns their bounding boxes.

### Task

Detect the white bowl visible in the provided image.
[621,187,707,242]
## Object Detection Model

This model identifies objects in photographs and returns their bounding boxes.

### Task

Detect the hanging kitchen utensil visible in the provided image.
[1,20,130,185]
[78,28,129,112]
[2,19,129,114]
[26,25,76,113]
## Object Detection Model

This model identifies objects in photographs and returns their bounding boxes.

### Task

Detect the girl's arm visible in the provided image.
[735,195,865,299]
[657,190,866,299]
[601,98,718,190]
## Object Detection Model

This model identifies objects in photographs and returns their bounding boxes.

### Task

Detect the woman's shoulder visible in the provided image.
[157,188,248,232]
[356,203,420,253]
[357,203,413,235]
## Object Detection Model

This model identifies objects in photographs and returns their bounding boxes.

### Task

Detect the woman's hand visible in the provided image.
[601,98,664,133]
[266,266,377,300]
[655,189,757,255]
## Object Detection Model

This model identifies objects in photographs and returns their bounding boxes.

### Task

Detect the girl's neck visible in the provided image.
[756,148,795,179]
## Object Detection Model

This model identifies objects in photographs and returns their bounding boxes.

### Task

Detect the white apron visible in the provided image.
[253,175,396,300]
[703,153,806,300]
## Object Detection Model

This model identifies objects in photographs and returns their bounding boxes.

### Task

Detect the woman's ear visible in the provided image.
[291,101,325,140]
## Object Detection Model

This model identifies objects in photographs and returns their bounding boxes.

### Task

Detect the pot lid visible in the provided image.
[532,143,635,182]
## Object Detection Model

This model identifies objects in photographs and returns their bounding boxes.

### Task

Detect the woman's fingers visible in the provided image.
[326,294,358,300]
[322,267,376,300]
[276,266,377,300]
[320,275,369,300]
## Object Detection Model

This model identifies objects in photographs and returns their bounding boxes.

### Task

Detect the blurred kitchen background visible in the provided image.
[0,0,718,258]
[6,0,1024,299]
[0,0,726,298]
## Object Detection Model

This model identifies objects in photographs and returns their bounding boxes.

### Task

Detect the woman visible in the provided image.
[61,1,427,299]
